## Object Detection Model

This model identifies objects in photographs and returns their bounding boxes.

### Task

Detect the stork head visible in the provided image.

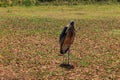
[70,20,74,27]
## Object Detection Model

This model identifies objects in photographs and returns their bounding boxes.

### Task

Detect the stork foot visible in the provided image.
[59,63,74,69]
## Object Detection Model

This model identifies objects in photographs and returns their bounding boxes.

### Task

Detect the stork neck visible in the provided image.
[69,25,75,30]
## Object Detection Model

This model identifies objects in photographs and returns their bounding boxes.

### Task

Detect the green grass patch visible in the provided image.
[108,29,120,36]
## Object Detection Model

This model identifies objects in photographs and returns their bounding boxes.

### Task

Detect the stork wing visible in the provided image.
[59,26,68,45]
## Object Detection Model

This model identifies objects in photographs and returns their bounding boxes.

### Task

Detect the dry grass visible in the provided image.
[0,5,120,80]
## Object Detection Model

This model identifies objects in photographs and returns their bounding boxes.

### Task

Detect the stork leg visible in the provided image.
[63,54,65,64]
[68,49,70,65]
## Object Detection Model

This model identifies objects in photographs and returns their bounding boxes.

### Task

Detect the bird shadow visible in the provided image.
[59,63,74,70]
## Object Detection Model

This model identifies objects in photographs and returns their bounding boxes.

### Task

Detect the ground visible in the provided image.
[0,5,120,80]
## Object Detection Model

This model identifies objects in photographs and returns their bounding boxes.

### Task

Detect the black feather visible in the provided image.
[59,26,68,42]
[59,26,68,54]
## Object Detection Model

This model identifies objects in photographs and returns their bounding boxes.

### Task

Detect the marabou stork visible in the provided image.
[59,21,75,65]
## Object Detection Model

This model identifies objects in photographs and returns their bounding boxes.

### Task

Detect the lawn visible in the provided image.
[0,5,120,80]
